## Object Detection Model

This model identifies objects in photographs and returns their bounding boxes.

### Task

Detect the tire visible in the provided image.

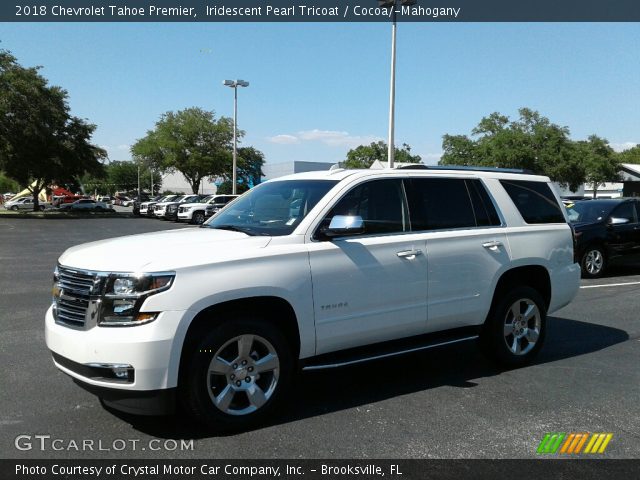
[581,246,606,278]
[480,286,546,367]
[11,205,18,211]
[39,206,46,211]
[181,317,293,432]
[193,211,205,225]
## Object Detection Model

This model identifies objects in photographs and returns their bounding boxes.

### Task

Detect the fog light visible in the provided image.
[112,367,131,380]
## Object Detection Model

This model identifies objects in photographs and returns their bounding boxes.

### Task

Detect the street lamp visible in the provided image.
[223,79,250,194]
[378,0,417,168]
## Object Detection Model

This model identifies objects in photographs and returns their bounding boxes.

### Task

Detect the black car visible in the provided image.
[567,198,640,278]
[132,194,151,216]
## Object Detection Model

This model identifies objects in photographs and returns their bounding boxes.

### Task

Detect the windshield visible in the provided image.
[199,195,214,203]
[205,180,338,236]
[566,201,616,223]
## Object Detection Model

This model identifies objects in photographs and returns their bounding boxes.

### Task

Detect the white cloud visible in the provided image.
[268,129,382,148]
[610,142,638,153]
[267,134,299,145]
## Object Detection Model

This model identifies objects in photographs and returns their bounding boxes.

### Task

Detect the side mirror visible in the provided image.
[325,215,365,237]
[609,217,630,225]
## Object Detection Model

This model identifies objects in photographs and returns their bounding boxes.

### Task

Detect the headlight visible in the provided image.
[100,273,174,326]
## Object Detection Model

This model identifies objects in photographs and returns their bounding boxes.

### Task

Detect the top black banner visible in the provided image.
[3,0,640,22]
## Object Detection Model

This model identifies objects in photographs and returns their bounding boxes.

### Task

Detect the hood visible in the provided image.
[58,228,271,272]
[178,202,208,209]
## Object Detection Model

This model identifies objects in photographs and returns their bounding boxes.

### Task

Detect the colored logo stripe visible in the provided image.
[538,433,613,454]
[537,433,566,454]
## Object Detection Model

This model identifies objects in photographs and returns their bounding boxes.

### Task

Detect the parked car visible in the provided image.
[46,167,579,431]
[140,195,177,217]
[132,195,151,215]
[154,195,201,220]
[4,197,50,211]
[58,199,113,212]
[567,198,640,278]
[177,195,239,224]
[53,195,85,207]
[113,195,132,206]
[97,196,113,204]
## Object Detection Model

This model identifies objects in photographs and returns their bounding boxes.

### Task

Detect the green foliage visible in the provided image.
[217,146,265,194]
[0,171,20,193]
[131,107,236,194]
[81,161,158,196]
[577,135,620,197]
[440,108,618,192]
[0,50,106,210]
[617,145,640,164]
[344,141,421,169]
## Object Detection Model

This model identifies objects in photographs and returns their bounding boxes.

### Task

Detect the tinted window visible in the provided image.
[611,202,638,223]
[467,179,501,227]
[500,180,565,224]
[404,178,476,230]
[321,179,408,235]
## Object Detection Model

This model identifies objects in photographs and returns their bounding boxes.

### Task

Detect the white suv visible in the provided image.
[45,167,580,431]
[177,194,239,224]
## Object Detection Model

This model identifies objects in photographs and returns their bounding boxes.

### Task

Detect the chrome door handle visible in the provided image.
[397,249,423,259]
[482,241,503,251]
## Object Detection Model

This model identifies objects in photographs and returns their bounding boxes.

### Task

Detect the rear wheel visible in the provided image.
[480,286,546,367]
[182,317,292,431]
[581,246,606,278]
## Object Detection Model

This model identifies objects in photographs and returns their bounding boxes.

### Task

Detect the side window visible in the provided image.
[467,179,502,227]
[611,202,638,223]
[500,180,565,224]
[320,179,408,235]
[404,178,476,231]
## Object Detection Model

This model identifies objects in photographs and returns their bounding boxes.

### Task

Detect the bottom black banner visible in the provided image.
[3,459,639,480]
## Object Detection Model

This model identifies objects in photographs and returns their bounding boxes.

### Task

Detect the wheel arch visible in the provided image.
[177,296,301,387]
[489,265,552,316]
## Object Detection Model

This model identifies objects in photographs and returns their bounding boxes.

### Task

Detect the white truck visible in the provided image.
[45,166,580,431]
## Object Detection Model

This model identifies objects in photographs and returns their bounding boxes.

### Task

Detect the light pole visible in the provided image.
[223,79,249,194]
[379,0,416,168]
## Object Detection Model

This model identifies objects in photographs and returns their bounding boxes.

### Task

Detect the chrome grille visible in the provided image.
[54,266,95,328]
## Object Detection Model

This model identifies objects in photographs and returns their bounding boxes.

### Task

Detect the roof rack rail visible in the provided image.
[395,164,535,175]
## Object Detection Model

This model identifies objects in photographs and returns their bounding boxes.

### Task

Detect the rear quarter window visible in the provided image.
[500,180,565,224]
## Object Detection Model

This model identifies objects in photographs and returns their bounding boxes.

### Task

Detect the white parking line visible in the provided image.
[580,281,640,289]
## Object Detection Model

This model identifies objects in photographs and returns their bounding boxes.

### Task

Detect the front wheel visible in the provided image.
[11,205,18,211]
[192,211,205,225]
[182,318,293,432]
[581,247,606,278]
[480,286,546,367]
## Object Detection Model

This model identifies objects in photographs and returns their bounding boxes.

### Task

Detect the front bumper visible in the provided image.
[177,212,192,221]
[45,306,186,392]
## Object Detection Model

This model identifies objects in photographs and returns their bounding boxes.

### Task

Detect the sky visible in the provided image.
[1,22,639,167]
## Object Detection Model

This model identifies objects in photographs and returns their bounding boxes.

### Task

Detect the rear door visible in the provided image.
[404,177,511,332]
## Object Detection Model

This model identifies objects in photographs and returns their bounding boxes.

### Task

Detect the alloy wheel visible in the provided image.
[206,334,280,416]
[502,298,541,356]
[584,249,604,276]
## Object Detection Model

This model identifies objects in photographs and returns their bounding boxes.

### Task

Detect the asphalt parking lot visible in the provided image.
[1,217,639,459]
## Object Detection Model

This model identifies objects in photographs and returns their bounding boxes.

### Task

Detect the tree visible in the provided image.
[344,141,421,169]
[0,172,20,193]
[81,161,158,196]
[0,50,106,210]
[577,135,620,198]
[217,146,265,194]
[440,108,584,191]
[617,145,640,164]
[131,108,235,194]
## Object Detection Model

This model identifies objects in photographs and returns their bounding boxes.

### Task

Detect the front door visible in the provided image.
[309,179,428,355]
